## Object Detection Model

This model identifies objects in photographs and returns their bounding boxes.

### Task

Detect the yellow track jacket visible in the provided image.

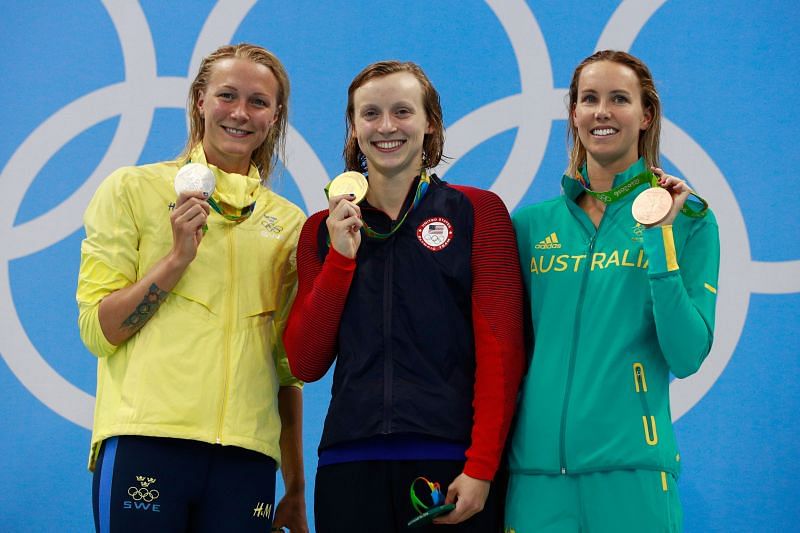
[77,146,305,470]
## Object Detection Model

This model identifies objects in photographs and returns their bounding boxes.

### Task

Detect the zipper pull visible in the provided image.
[633,362,648,392]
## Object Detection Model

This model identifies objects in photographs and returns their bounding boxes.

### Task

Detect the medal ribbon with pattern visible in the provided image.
[362,171,431,239]
[410,477,444,515]
[187,158,256,223]
[406,476,455,528]
[576,170,708,218]
[206,197,256,222]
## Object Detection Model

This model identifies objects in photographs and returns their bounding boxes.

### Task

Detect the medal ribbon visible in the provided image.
[185,158,257,223]
[207,197,256,223]
[409,477,445,515]
[362,171,431,239]
[577,170,708,218]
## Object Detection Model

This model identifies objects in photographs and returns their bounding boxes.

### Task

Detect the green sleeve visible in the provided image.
[512,209,535,363]
[643,212,720,378]
[512,210,532,293]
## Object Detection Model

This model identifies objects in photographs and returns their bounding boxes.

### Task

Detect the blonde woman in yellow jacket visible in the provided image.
[77,43,308,533]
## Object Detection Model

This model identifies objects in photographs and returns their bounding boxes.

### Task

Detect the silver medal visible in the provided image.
[174,163,215,198]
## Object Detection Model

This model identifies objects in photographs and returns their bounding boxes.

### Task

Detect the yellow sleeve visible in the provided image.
[272,212,305,388]
[76,168,140,358]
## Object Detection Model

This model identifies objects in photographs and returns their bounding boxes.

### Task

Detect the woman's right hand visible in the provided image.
[169,192,211,266]
[651,167,692,227]
[326,193,362,259]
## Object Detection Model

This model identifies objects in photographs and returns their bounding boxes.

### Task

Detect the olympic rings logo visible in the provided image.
[1,1,798,432]
[127,486,160,503]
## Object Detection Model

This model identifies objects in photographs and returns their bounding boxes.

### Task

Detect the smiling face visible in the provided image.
[197,57,280,175]
[351,71,433,181]
[572,60,653,173]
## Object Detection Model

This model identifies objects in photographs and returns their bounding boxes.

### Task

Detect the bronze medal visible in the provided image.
[632,187,673,225]
[327,171,368,203]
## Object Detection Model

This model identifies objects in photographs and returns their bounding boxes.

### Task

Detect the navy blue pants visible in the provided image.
[315,459,504,532]
[92,436,276,532]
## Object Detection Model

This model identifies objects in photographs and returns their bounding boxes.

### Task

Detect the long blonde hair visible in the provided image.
[181,43,290,181]
[566,50,661,179]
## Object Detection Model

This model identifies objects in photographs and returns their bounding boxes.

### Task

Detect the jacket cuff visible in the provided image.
[463,456,495,481]
[78,303,118,358]
[643,225,679,275]
[326,246,357,271]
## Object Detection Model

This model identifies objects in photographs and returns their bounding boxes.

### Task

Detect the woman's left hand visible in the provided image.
[272,490,309,533]
[651,167,692,226]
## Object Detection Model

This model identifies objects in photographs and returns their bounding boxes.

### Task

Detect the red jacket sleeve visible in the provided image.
[452,186,526,480]
[283,211,356,382]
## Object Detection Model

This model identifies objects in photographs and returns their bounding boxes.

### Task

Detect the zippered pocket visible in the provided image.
[633,362,658,446]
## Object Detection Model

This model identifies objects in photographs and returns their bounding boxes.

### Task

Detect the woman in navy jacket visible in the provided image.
[283,60,525,532]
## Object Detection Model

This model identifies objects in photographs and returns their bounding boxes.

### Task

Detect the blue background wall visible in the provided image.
[1,1,798,531]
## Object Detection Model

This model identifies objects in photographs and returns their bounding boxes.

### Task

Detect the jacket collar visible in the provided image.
[187,145,262,210]
[562,157,648,203]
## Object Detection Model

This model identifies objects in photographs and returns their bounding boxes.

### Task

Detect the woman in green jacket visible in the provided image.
[505,50,720,533]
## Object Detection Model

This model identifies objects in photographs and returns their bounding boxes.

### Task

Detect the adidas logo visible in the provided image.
[535,232,562,249]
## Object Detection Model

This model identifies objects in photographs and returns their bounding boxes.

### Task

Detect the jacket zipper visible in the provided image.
[382,239,394,433]
[216,224,234,443]
[559,218,602,474]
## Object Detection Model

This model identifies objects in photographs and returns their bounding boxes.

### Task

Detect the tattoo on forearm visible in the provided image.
[121,283,169,331]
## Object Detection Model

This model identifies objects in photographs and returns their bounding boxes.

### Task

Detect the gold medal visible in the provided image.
[327,171,368,203]
[631,187,673,225]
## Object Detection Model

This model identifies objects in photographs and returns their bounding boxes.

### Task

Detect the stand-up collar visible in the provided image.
[562,157,647,202]
[187,145,262,210]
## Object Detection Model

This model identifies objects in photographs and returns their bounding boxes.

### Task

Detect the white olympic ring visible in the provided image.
[0,1,797,431]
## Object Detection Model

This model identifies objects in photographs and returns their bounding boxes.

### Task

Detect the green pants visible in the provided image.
[504,470,682,533]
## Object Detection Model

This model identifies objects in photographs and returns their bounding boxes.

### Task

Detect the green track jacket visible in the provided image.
[509,158,720,477]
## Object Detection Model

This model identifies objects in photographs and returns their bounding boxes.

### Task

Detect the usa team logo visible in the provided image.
[417,217,454,251]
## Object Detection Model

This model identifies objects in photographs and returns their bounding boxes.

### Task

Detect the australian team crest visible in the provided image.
[417,217,453,251]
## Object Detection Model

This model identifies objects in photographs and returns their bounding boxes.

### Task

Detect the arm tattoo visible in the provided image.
[121,283,169,332]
